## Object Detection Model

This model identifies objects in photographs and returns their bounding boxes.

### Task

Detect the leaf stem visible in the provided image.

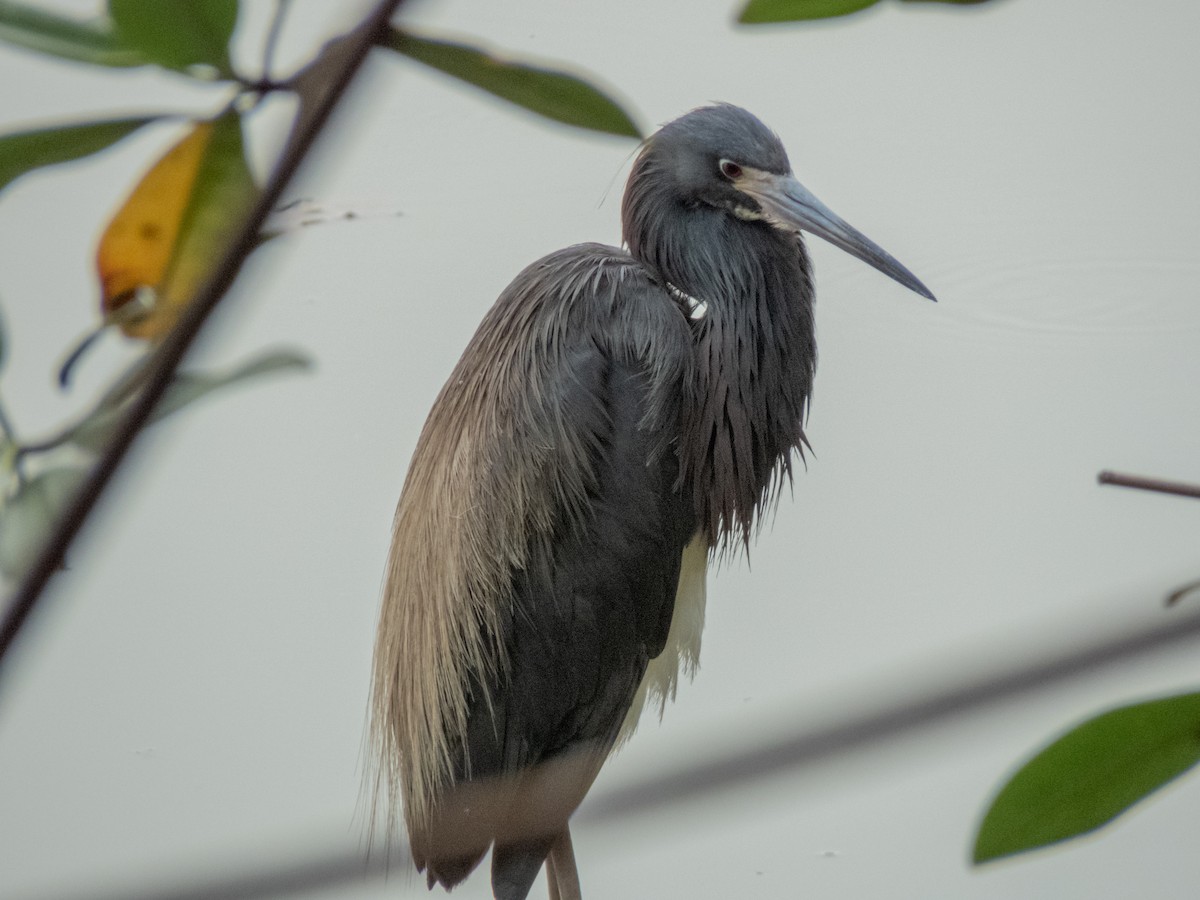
[0,394,14,445]
[16,354,151,458]
[262,0,292,82]
[0,392,23,487]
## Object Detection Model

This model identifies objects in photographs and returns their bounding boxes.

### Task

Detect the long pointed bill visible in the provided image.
[740,170,936,301]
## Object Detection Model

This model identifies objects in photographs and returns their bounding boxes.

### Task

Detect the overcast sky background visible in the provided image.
[3,1,1200,897]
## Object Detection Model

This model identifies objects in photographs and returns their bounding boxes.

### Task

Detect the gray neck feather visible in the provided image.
[623,160,817,551]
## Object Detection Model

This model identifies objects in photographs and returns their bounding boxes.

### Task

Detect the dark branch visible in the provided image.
[47,848,395,900]
[582,601,1200,826]
[1166,578,1200,607]
[1098,470,1200,500]
[36,592,1200,900]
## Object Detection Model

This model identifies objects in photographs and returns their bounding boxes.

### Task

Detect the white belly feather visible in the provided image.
[617,533,708,742]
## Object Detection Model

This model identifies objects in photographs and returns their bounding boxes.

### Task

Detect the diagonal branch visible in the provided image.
[0,0,407,684]
[1098,470,1200,500]
[37,590,1200,900]
[581,602,1200,826]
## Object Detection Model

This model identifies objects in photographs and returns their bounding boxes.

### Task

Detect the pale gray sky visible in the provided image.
[3,1,1200,898]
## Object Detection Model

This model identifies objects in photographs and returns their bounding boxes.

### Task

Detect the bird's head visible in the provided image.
[622,104,935,301]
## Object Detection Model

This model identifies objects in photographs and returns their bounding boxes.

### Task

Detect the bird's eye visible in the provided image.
[719,159,743,180]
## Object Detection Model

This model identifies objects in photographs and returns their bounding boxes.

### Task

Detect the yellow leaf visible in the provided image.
[95,111,256,339]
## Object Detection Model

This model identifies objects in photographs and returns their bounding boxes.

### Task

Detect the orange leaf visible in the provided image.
[95,111,256,339]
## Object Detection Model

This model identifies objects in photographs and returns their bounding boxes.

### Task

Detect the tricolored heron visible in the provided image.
[370,104,934,900]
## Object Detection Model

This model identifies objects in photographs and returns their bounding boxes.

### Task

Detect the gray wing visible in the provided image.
[372,243,696,894]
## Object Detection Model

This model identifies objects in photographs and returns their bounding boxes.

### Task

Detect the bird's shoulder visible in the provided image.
[521,241,659,296]
[487,242,694,369]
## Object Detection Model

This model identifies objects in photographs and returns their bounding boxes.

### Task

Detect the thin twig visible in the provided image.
[582,602,1200,826]
[1098,470,1200,500]
[262,0,293,82]
[0,0,406,682]
[0,393,15,445]
[1166,578,1200,607]
[0,393,20,485]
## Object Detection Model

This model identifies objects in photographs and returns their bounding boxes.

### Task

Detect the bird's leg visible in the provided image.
[546,828,581,900]
[546,850,560,900]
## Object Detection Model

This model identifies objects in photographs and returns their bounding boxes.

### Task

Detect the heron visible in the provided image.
[369,103,934,900]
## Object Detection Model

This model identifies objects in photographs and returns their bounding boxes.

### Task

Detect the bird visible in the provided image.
[369,103,934,900]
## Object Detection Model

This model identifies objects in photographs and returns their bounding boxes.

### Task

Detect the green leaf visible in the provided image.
[739,0,881,22]
[0,1,145,66]
[107,0,237,78]
[95,110,259,340]
[381,28,640,139]
[0,116,160,195]
[154,110,260,332]
[739,0,995,21]
[0,465,87,581]
[66,348,312,452]
[974,692,1200,863]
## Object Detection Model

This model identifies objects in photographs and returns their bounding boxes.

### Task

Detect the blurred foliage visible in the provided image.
[739,0,996,24]
[381,28,641,138]
[0,0,145,66]
[107,0,237,77]
[62,348,311,454]
[0,466,86,580]
[0,117,161,194]
[0,346,308,582]
[974,692,1200,863]
[0,346,311,576]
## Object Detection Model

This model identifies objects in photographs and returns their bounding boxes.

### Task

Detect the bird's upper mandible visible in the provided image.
[622,103,934,303]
